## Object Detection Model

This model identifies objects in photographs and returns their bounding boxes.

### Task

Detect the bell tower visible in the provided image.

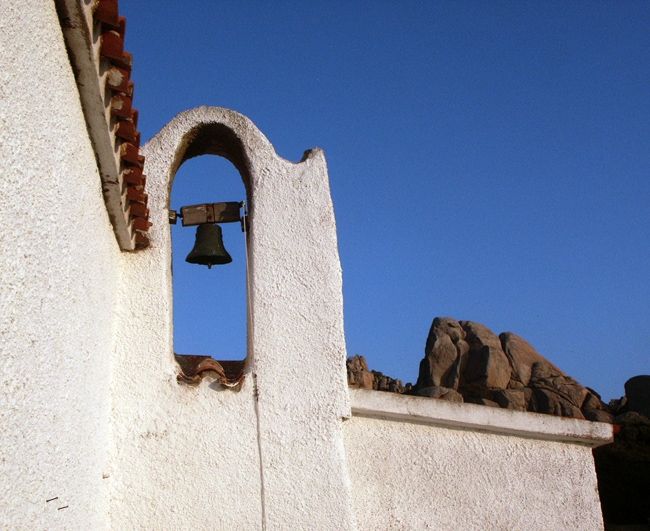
[110,107,355,529]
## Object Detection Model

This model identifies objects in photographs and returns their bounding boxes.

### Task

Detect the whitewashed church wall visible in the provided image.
[106,360,263,530]
[344,390,611,531]
[0,5,614,525]
[0,2,121,529]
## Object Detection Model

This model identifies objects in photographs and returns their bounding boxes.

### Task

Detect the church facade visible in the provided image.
[0,2,611,529]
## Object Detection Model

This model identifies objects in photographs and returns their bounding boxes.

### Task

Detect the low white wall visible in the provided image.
[0,2,121,529]
[345,390,612,530]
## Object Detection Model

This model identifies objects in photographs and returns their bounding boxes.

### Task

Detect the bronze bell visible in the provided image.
[185,223,232,268]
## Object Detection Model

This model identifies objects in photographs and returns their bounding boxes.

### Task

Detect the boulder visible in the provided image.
[582,391,613,423]
[491,389,527,411]
[499,332,563,386]
[416,317,468,390]
[472,398,500,408]
[624,375,650,418]
[582,408,613,423]
[614,410,650,425]
[372,371,404,393]
[410,319,610,420]
[528,362,588,410]
[528,387,584,419]
[346,355,374,390]
[459,321,511,390]
[415,385,464,403]
[346,356,406,394]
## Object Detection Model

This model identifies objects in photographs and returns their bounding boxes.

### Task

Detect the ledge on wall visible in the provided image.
[349,389,613,447]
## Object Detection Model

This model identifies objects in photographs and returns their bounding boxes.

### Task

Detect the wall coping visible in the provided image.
[349,389,613,447]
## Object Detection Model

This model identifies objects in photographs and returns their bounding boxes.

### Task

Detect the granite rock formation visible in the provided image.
[411,317,613,420]
[347,317,613,420]
[623,374,650,418]
[347,355,406,393]
[346,355,375,390]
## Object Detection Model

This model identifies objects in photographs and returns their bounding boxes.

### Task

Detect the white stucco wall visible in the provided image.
[109,107,354,529]
[345,390,611,531]
[0,2,121,529]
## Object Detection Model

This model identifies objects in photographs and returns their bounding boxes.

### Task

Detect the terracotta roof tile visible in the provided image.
[57,0,150,250]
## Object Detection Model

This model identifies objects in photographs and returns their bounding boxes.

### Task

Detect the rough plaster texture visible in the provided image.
[345,390,611,530]
[110,107,353,529]
[0,2,120,528]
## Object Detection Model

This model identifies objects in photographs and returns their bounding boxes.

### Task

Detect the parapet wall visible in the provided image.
[345,389,611,530]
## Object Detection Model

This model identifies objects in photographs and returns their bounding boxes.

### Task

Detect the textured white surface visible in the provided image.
[110,107,354,529]
[0,3,120,528]
[345,391,609,530]
[109,111,262,530]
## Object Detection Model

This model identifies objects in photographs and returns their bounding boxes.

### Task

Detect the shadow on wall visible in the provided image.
[594,375,650,529]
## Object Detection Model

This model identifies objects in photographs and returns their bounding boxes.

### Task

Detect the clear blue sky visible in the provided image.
[122,1,649,401]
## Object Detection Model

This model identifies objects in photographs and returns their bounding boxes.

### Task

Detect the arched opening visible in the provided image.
[168,121,253,386]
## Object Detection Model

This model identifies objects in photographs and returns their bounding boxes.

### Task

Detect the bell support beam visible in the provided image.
[171,201,242,226]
